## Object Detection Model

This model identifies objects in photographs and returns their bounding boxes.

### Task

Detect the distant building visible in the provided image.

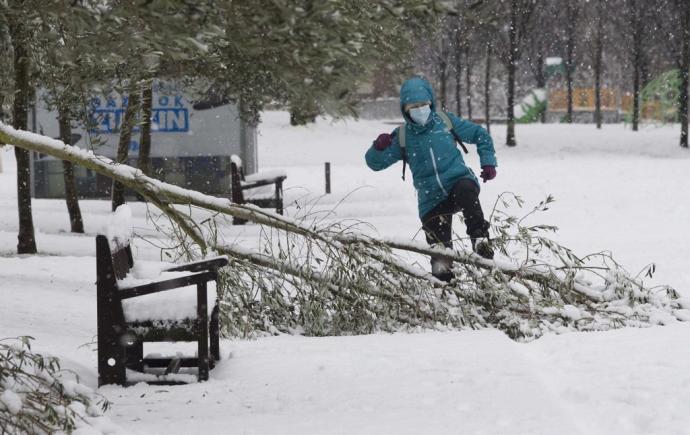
[542,57,668,124]
[31,81,257,199]
[546,87,625,123]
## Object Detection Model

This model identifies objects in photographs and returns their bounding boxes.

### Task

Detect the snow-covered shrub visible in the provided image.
[0,337,109,434]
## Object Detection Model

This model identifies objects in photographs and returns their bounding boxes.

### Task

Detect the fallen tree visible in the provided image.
[1,122,687,341]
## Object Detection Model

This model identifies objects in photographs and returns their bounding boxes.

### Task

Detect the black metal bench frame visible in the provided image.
[96,235,228,386]
[230,159,287,225]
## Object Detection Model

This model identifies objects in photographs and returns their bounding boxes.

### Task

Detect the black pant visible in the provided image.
[421,178,490,249]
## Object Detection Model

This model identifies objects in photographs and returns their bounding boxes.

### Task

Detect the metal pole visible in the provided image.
[325,162,331,194]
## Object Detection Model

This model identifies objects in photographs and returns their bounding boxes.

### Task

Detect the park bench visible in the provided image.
[96,223,228,386]
[230,155,287,225]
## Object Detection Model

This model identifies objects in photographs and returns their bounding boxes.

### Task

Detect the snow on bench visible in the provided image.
[118,266,218,322]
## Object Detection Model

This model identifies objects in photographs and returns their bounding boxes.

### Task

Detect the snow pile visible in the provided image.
[0,388,22,414]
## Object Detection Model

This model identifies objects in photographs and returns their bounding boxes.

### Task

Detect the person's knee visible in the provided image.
[450,179,480,212]
[452,178,479,196]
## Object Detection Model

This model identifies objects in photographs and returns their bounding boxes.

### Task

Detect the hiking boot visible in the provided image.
[431,256,454,283]
[472,238,494,260]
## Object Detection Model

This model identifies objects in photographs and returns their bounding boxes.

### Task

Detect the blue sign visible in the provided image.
[89,94,189,134]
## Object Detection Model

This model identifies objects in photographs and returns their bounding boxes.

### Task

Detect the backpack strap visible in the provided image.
[397,126,407,181]
[437,111,469,154]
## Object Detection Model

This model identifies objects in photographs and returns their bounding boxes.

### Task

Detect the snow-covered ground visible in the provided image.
[1,113,690,434]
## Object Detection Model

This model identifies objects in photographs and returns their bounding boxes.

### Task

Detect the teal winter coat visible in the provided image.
[365,77,497,219]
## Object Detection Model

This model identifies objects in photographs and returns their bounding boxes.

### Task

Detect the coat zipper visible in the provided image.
[429,147,448,196]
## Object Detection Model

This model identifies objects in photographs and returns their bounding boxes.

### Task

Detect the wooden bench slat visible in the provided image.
[118,271,216,299]
[143,357,199,368]
[241,176,287,190]
[165,256,228,273]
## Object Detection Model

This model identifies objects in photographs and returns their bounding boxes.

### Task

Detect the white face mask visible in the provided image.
[409,105,431,125]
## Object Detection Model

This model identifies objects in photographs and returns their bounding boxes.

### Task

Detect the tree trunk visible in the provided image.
[455,34,463,117]
[506,0,518,146]
[111,88,141,211]
[58,108,84,233]
[564,4,577,124]
[535,51,546,123]
[632,58,640,131]
[630,0,641,132]
[465,45,472,120]
[679,2,690,148]
[438,56,448,111]
[137,79,154,176]
[565,59,574,124]
[594,56,602,129]
[485,43,492,134]
[594,3,603,129]
[0,95,4,174]
[11,19,37,254]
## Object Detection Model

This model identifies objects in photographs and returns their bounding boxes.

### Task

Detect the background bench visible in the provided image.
[96,226,228,386]
[230,154,287,225]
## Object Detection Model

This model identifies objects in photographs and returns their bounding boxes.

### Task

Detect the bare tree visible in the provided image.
[624,0,646,131]
[562,0,581,123]
[496,0,537,146]
[454,26,464,117]
[672,0,690,147]
[680,0,690,148]
[437,40,451,110]
[484,42,492,133]
[465,44,473,119]
[583,0,608,129]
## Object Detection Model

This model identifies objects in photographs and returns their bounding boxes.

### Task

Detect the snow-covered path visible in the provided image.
[102,326,690,435]
[1,115,690,434]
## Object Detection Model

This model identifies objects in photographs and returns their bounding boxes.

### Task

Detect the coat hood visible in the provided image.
[399,77,436,124]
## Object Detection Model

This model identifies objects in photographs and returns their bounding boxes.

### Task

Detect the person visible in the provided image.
[364,76,497,282]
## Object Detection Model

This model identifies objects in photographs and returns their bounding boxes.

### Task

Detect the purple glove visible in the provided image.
[480,165,496,183]
[373,133,392,151]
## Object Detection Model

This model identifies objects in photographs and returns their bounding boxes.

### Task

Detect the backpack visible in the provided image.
[397,111,469,181]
